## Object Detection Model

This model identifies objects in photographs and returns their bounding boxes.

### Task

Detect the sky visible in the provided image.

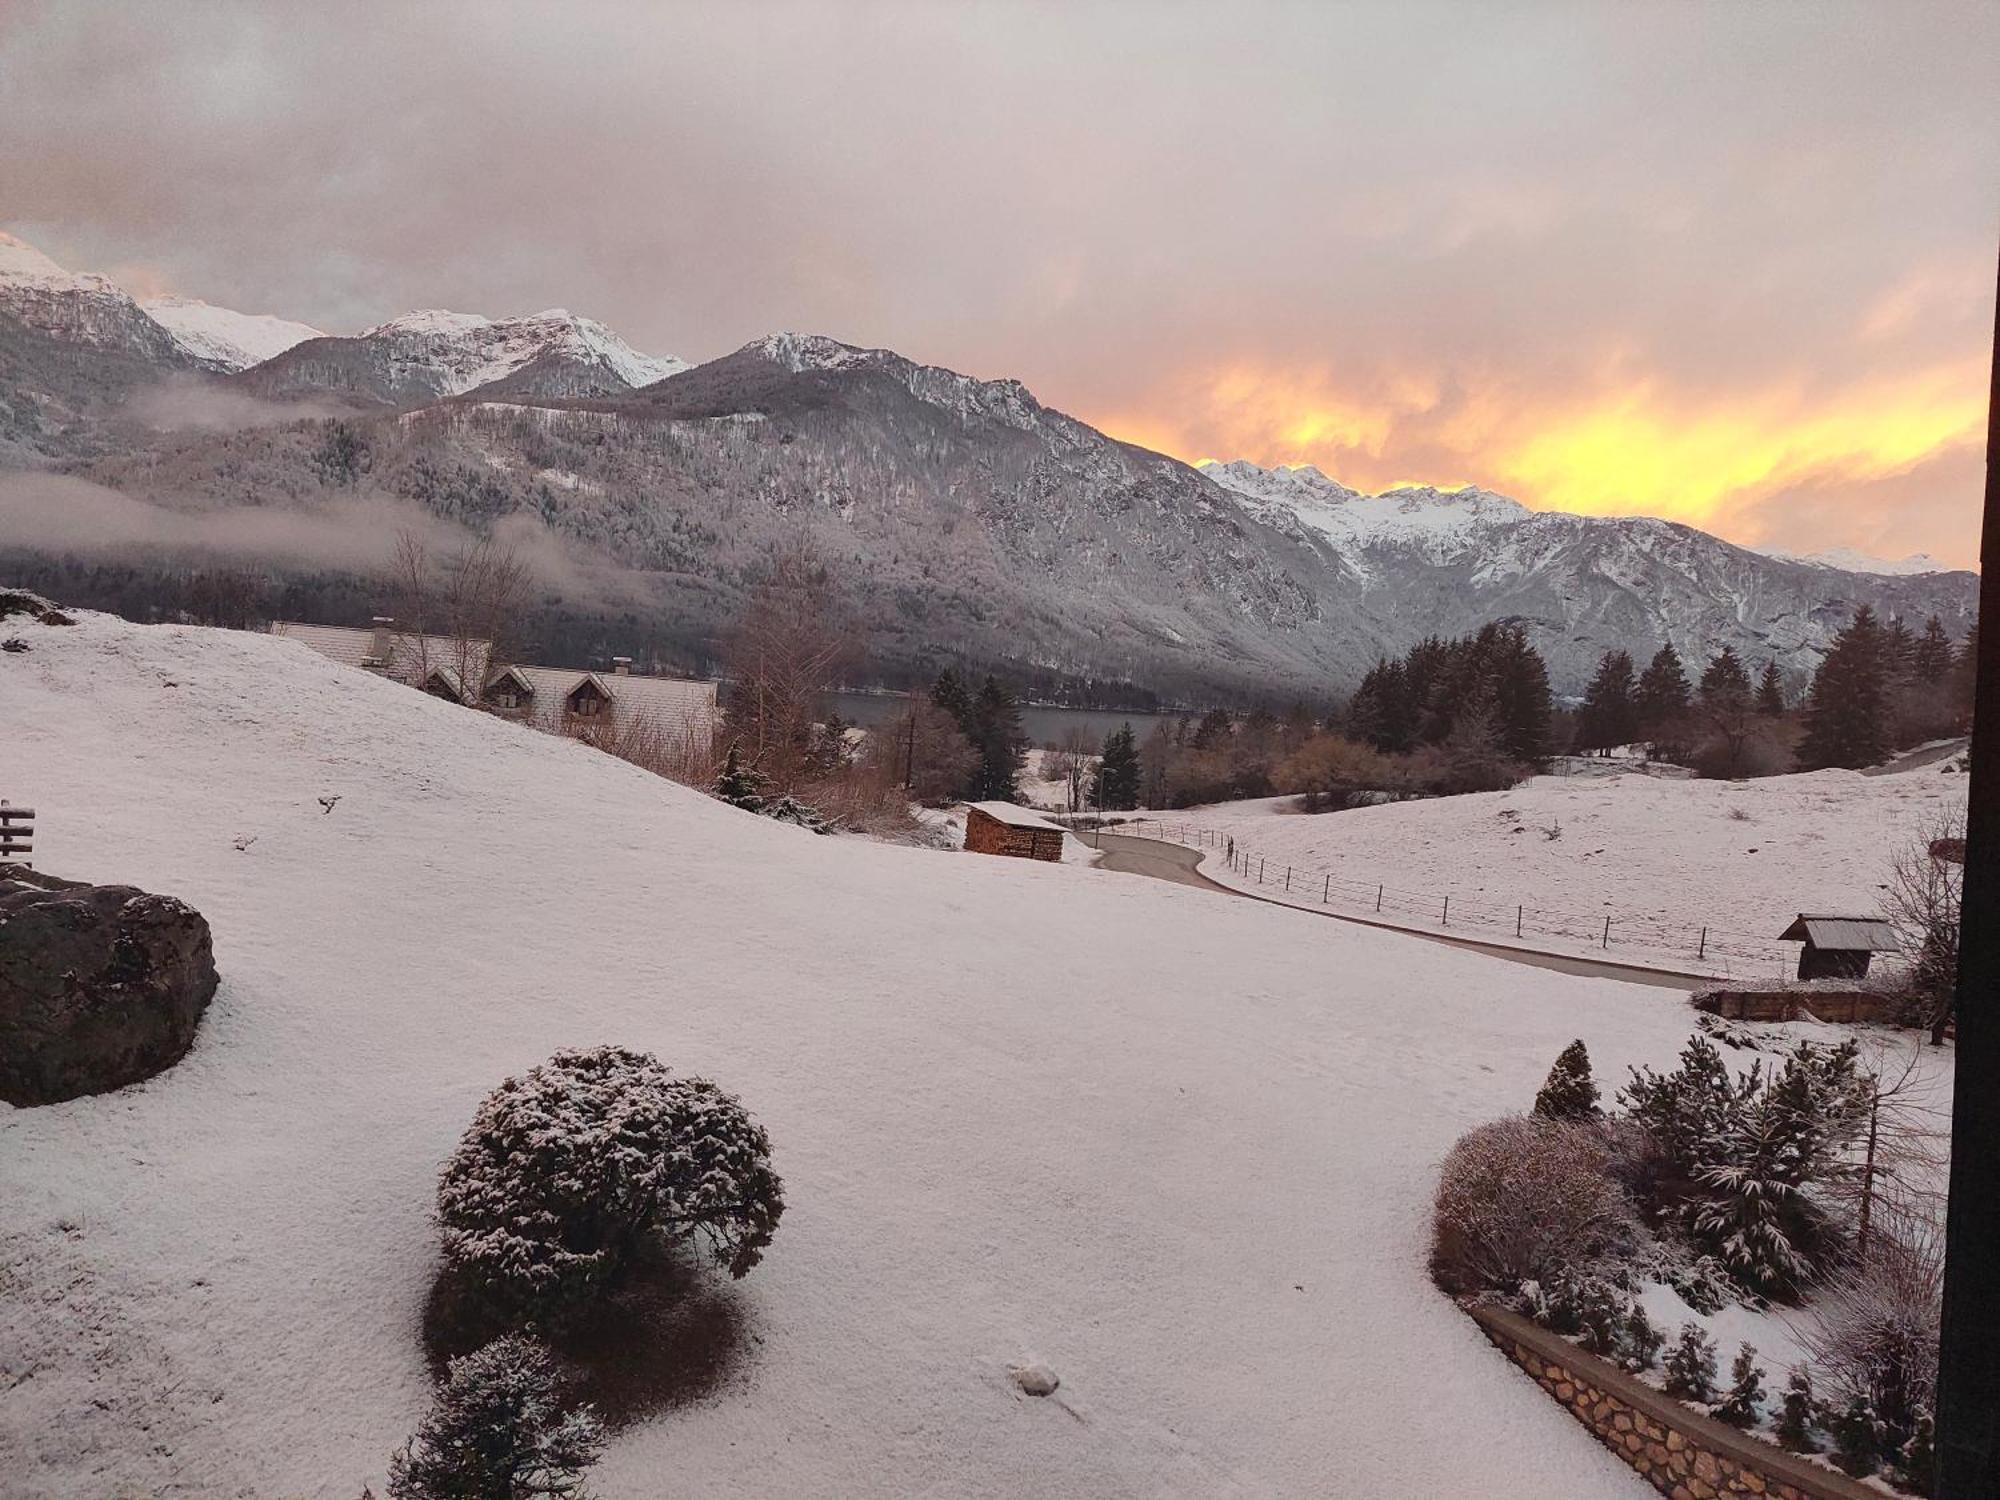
[2,0,1995,565]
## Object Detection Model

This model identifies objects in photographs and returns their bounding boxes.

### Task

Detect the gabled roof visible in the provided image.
[1778,915,1900,951]
[270,621,491,686]
[967,800,1063,831]
[483,664,536,697]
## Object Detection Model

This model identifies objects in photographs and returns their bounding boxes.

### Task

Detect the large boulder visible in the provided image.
[0,864,219,1106]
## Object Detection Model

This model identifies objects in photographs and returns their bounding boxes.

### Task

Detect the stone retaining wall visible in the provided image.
[1693,988,1901,1024]
[1467,1303,1879,1500]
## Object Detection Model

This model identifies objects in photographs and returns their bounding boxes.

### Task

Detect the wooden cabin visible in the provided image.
[1778,914,1900,980]
[964,801,1065,861]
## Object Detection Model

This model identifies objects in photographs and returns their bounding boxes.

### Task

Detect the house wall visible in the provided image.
[964,810,1062,861]
[1466,1303,1881,1500]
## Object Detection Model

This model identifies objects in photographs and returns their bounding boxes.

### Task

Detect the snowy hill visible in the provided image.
[1759,545,1949,577]
[141,294,322,372]
[0,229,188,367]
[1,604,1679,1497]
[235,307,688,405]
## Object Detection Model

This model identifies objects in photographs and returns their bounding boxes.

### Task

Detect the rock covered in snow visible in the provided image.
[1009,1362,1060,1397]
[0,865,219,1106]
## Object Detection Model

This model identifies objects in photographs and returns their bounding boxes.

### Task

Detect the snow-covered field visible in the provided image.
[1153,767,1966,977]
[4,612,1833,1499]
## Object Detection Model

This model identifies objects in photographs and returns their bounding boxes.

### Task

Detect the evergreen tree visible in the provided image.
[1831,1394,1881,1477]
[1883,616,1918,682]
[965,676,1027,800]
[1489,626,1553,764]
[1092,722,1143,810]
[1798,606,1893,769]
[930,669,973,734]
[1699,646,1753,713]
[387,1335,602,1500]
[1346,659,1418,753]
[1620,1303,1664,1372]
[1575,650,1638,750]
[1900,1411,1937,1493]
[1755,662,1786,717]
[1634,644,1691,730]
[1913,616,1954,684]
[1713,1343,1766,1428]
[1533,1040,1601,1119]
[1775,1365,1821,1452]
[1189,707,1235,749]
[712,742,767,812]
[1663,1323,1718,1402]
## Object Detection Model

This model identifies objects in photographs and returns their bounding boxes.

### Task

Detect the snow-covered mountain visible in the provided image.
[0,230,188,366]
[141,295,322,372]
[1198,458,1975,687]
[236,307,688,406]
[1759,545,1948,577]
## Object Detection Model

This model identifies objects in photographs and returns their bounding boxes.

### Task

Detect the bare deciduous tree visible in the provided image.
[391,529,531,701]
[722,544,856,792]
[1883,809,1963,1044]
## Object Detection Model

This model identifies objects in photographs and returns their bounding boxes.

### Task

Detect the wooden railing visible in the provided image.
[0,802,34,866]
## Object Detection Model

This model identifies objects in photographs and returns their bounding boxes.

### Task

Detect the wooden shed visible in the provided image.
[964,801,1065,861]
[1778,914,1900,980]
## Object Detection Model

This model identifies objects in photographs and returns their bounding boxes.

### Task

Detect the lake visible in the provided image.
[825,689,1179,747]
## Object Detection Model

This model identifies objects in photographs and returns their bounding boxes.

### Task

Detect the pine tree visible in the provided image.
[713,742,767,812]
[1699,646,1752,713]
[1900,1410,1937,1493]
[1092,723,1142,810]
[1189,707,1235,750]
[930,669,972,734]
[1798,606,1893,770]
[1619,1303,1664,1372]
[1634,644,1691,730]
[1755,662,1785,717]
[1912,616,1954,684]
[1713,1343,1766,1428]
[965,676,1027,801]
[1575,650,1638,751]
[1488,625,1553,764]
[1533,1040,1600,1119]
[1775,1365,1820,1452]
[1831,1393,1881,1477]
[387,1335,602,1500]
[1663,1323,1718,1402]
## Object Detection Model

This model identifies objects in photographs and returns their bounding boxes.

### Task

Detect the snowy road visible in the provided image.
[1092,832,1705,989]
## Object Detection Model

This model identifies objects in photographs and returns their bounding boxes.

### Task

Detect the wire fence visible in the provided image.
[1108,817,1796,979]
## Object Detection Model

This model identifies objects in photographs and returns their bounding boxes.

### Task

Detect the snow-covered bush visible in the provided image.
[1429,1115,1639,1296]
[764,794,831,833]
[1799,1230,1939,1469]
[1775,1365,1821,1452]
[1619,1303,1664,1372]
[388,1334,601,1500]
[1712,1342,1765,1428]
[1662,1322,1717,1402]
[713,743,768,812]
[437,1046,784,1324]
[1532,1039,1600,1119]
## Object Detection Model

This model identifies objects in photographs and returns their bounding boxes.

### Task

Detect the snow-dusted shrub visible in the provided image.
[1619,1303,1664,1373]
[1662,1322,1717,1402]
[763,794,831,833]
[1712,1343,1765,1428]
[1799,1230,1940,1465]
[1830,1393,1882,1477]
[438,1046,784,1324]
[388,1334,601,1500]
[1775,1365,1821,1452]
[1429,1115,1639,1296]
[1532,1039,1600,1119]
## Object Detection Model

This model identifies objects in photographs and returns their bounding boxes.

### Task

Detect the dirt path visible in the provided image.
[1089,832,1706,990]
[1862,736,1968,776]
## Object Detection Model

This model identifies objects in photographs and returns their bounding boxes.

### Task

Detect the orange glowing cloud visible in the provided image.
[1084,352,1989,565]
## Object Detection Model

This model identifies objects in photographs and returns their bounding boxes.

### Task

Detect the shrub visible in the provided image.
[1713,1343,1765,1428]
[1662,1322,1717,1402]
[1619,1303,1664,1372]
[388,1334,601,1500]
[1775,1366,1821,1452]
[1831,1393,1881,1477]
[1533,1040,1601,1119]
[1430,1115,1640,1296]
[438,1046,784,1324]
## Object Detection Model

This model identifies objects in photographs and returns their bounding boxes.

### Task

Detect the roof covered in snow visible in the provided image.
[967,801,1062,831]
[1778,915,1900,951]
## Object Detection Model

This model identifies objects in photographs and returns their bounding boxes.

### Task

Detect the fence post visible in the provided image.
[1323,874,1330,904]
[1602,916,1612,949]
[1258,858,1265,883]
[1375,884,1384,912]
[1516,905,1523,938]
[1698,926,1707,960]
[1442,895,1450,926]
[1285,866,1291,891]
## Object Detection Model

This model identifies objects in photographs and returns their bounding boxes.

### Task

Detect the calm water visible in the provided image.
[826,689,1178,747]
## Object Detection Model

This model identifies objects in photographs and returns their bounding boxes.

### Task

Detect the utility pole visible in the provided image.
[1937,244,2000,1498]
[901,702,916,791]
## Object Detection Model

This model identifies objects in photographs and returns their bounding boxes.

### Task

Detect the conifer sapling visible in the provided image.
[387,1334,601,1500]
[1713,1343,1765,1428]
[1533,1039,1600,1119]
[1663,1322,1718,1403]
[1831,1393,1881,1478]
[1619,1303,1664,1373]
[1775,1365,1820,1453]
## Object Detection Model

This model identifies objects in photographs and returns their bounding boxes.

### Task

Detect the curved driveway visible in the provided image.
[1089,831,1706,990]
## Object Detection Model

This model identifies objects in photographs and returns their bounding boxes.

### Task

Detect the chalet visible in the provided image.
[1778,914,1901,981]
[964,801,1066,861]
[271,622,717,751]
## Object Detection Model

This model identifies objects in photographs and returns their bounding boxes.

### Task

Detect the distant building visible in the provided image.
[270,621,717,752]
[963,801,1065,861]
[1777,914,1900,981]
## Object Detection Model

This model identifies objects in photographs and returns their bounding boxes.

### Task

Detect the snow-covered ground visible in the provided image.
[4,611,1840,1499]
[1149,767,1966,979]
